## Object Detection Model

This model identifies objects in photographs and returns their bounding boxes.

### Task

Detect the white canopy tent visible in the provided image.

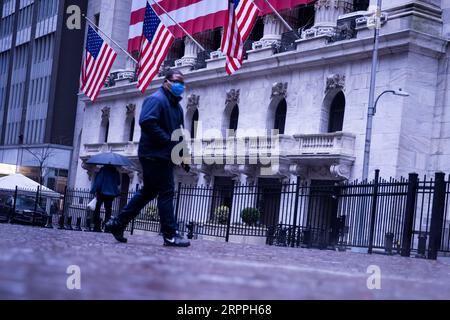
[0,174,60,198]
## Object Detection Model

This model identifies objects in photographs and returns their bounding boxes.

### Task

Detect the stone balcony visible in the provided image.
[80,133,356,180]
[82,142,139,158]
[189,132,356,165]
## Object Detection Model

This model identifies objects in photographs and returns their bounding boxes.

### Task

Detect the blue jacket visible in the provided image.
[138,87,184,161]
[90,166,121,197]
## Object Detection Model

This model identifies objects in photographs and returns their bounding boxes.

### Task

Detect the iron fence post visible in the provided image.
[291,177,301,247]
[175,182,182,222]
[33,186,40,226]
[401,173,419,257]
[11,186,18,222]
[428,172,446,260]
[225,181,235,243]
[130,184,139,236]
[61,186,68,219]
[368,169,380,254]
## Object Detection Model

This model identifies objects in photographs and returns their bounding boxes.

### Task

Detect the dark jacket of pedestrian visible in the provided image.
[90,165,121,197]
[138,87,184,161]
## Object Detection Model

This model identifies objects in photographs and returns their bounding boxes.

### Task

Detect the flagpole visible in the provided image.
[149,0,206,51]
[262,0,300,39]
[82,14,138,64]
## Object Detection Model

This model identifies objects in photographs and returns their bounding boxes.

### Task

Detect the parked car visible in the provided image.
[0,195,49,226]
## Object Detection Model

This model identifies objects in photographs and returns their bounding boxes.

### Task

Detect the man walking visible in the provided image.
[105,70,190,247]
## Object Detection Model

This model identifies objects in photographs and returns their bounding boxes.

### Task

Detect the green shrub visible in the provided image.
[241,207,260,226]
[144,204,159,221]
[214,205,230,225]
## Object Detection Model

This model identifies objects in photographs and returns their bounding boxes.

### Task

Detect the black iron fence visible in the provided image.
[1,171,450,259]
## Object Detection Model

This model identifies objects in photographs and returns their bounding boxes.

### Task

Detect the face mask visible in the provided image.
[169,81,185,97]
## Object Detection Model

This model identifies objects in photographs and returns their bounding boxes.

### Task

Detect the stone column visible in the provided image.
[302,0,353,39]
[175,37,200,69]
[253,14,287,49]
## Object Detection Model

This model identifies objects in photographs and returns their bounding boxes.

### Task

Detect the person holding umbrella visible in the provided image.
[90,164,121,232]
[105,70,191,247]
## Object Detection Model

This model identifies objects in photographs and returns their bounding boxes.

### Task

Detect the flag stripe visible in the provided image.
[253,0,315,15]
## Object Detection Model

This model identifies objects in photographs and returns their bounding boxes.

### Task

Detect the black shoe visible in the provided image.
[104,218,128,243]
[163,233,191,247]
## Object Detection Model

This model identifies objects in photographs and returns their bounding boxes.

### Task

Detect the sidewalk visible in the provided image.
[0,224,449,300]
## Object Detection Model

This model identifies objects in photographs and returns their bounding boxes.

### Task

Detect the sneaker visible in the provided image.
[104,218,128,243]
[163,233,191,247]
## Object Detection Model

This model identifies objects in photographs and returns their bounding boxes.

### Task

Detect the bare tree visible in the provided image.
[24,145,55,186]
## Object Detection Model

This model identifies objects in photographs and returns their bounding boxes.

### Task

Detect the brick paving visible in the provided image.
[0,223,450,300]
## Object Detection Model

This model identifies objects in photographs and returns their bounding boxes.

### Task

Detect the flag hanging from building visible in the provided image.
[224,0,260,75]
[137,2,174,93]
[128,0,147,54]
[151,0,229,39]
[80,26,118,103]
[253,0,315,15]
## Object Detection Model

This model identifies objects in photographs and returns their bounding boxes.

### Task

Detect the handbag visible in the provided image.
[87,197,97,211]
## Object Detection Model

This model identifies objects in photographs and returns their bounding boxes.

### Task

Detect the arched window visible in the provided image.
[274,99,287,135]
[103,120,109,143]
[229,105,239,136]
[328,91,345,133]
[190,109,199,138]
[128,117,135,142]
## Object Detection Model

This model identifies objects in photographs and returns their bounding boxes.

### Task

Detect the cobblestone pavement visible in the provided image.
[1,224,450,300]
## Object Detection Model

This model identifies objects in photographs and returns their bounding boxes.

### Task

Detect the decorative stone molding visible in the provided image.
[224,164,241,181]
[253,14,286,50]
[226,89,240,106]
[326,74,345,92]
[101,107,111,125]
[126,103,136,118]
[187,94,200,112]
[271,82,288,99]
[289,164,308,179]
[330,163,351,180]
[310,165,333,179]
[175,37,200,67]
[302,0,353,39]
[210,50,226,60]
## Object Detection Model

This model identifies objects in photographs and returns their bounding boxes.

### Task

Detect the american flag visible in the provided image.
[224,0,260,75]
[137,2,174,93]
[129,0,229,50]
[80,26,117,103]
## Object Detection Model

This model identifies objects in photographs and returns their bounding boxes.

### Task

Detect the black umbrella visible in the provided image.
[86,152,133,167]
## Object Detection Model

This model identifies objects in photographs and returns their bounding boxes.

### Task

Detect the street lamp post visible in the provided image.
[362,0,383,181]
[362,88,410,179]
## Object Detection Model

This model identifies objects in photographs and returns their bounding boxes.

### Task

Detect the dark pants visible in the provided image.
[117,157,177,238]
[93,193,115,230]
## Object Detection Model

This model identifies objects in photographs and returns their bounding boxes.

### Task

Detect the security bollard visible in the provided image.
[58,216,65,230]
[74,217,82,231]
[45,215,53,229]
[66,216,73,230]
[85,217,92,232]
[385,232,394,255]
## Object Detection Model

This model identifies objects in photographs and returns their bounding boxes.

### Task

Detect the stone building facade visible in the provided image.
[71,0,450,198]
